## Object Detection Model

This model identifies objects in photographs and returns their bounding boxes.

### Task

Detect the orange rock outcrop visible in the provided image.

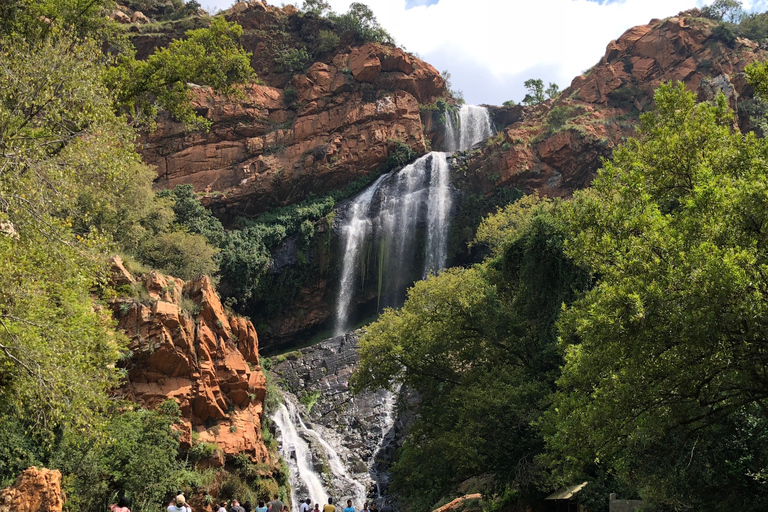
[466,12,768,198]
[0,467,64,512]
[110,259,267,461]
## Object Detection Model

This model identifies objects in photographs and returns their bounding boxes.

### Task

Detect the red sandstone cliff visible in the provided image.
[138,2,446,221]
[458,11,768,198]
[109,257,267,462]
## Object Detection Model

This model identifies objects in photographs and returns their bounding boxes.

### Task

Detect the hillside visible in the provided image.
[458,9,767,199]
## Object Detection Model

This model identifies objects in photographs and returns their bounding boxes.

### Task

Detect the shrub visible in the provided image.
[317,29,340,52]
[737,12,768,41]
[299,390,321,413]
[329,2,393,44]
[383,141,416,172]
[274,47,311,73]
[546,105,579,131]
[712,23,737,47]
[138,230,218,280]
[283,86,298,106]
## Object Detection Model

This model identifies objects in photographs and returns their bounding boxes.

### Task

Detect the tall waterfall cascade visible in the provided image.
[334,104,494,334]
[271,105,494,511]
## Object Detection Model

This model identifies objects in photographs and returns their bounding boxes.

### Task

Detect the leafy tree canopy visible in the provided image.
[543,82,768,509]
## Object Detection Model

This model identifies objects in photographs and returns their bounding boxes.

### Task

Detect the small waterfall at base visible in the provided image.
[270,336,401,510]
[273,401,329,508]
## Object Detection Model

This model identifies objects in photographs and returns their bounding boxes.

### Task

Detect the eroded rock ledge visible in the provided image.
[109,257,267,463]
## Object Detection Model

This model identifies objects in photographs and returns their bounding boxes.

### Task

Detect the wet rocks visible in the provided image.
[272,333,404,498]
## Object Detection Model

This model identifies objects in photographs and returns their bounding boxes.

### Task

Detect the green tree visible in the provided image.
[702,0,744,22]
[302,0,332,15]
[353,199,590,511]
[545,82,560,99]
[522,78,545,105]
[158,184,225,246]
[106,16,254,130]
[543,82,768,509]
[330,2,393,44]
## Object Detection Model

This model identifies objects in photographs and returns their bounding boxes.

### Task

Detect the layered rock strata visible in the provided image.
[109,258,267,462]
[139,2,446,221]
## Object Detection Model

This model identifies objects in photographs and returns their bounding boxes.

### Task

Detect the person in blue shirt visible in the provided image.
[343,500,355,512]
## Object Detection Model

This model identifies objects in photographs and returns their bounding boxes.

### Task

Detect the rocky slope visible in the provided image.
[455,10,768,198]
[136,1,446,222]
[108,257,268,463]
[271,333,405,498]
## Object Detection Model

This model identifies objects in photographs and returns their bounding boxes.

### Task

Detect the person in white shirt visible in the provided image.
[168,494,191,512]
[300,498,311,512]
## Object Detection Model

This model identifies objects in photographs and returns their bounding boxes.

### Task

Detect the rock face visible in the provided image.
[139,3,446,221]
[460,12,768,198]
[110,260,268,461]
[0,467,64,512]
[272,333,406,496]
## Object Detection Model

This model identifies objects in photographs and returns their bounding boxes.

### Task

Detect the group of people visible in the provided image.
[298,497,395,512]
[109,492,396,512]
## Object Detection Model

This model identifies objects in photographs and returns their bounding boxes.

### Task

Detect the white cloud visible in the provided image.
[205,0,768,105]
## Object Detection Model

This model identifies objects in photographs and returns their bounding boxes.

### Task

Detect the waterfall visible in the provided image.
[272,393,373,510]
[458,104,494,150]
[443,108,459,153]
[273,401,329,509]
[333,105,493,334]
[423,152,451,276]
[335,176,386,337]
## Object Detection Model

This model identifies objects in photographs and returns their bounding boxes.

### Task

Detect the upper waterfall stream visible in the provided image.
[334,104,493,334]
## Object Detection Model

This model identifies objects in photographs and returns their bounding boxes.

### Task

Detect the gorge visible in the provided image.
[5,1,768,511]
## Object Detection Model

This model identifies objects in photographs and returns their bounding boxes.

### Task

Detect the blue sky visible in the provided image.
[201,0,768,106]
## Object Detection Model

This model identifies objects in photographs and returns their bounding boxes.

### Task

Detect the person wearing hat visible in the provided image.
[168,494,191,512]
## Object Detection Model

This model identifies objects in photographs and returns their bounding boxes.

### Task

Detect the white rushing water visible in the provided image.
[333,105,493,334]
[334,176,386,337]
[458,104,494,151]
[273,401,329,509]
[443,104,494,153]
[272,394,374,510]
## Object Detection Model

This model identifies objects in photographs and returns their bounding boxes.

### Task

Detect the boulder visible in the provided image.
[108,255,135,287]
[132,11,149,24]
[112,9,131,23]
[0,467,64,512]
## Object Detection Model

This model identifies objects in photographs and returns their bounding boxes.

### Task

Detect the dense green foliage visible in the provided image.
[355,82,768,512]
[544,82,768,511]
[299,1,393,45]
[701,1,768,42]
[106,16,254,130]
[0,1,290,509]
